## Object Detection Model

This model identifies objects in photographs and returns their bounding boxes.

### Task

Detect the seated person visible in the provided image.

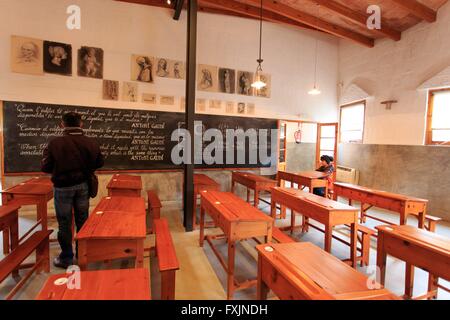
[313,155,335,197]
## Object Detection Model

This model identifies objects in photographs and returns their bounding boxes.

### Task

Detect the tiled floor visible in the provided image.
[1,198,449,300]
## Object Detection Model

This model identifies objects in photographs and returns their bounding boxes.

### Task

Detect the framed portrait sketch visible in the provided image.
[218,68,236,94]
[237,102,246,114]
[255,73,271,98]
[197,64,218,92]
[237,71,254,96]
[170,60,186,79]
[123,82,138,102]
[43,41,72,76]
[103,80,119,101]
[131,54,155,83]
[78,46,103,79]
[10,35,43,75]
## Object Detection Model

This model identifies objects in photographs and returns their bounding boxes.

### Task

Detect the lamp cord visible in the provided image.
[258,0,263,65]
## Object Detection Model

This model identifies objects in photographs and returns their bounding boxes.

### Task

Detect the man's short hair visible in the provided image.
[62,112,82,127]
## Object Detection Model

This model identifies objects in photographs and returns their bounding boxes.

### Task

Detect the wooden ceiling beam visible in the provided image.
[390,0,437,22]
[200,0,315,31]
[308,0,401,41]
[241,0,374,47]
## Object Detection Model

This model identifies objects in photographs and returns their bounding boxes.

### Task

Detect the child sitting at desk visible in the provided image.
[313,155,334,197]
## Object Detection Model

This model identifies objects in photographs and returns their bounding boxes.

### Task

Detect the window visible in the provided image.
[426,90,450,145]
[339,101,365,143]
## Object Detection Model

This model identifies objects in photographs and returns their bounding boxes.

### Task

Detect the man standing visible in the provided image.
[41,112,104,268]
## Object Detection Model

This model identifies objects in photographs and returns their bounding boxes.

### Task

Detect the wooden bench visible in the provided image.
[0,230,52,300]
[147,190,162,234]
[154,218,179,300]
[425,215,442,232]
[272,227,296,243]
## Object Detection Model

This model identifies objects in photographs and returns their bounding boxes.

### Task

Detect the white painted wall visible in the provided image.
[339,1,450,145]
[0,0,339,122]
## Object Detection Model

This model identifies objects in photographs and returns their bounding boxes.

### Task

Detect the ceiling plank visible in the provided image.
[308,0,401,41]
[390,0,437,22]
[241,0,374,47]
[200,0,315,31]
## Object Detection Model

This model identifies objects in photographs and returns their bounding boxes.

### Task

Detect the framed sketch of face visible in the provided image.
[11,35,43,75]
[255,73,271,98]
[237,102,246,114]
[131,54,154,83]
[156,58,170,78]
[169,60,185,79]
[43,41,72,76]
[237,71,254,96]
[103,80,119,101]
[218,68,236,94]
[78,46,103,79]
[197,64,218,92]
[123,82,138,102]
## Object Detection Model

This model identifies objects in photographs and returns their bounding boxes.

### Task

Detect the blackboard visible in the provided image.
[2,101,278,173]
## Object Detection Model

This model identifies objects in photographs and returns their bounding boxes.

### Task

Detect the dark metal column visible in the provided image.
[183,0,197,232]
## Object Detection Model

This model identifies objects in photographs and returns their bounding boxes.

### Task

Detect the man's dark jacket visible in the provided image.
[41,127,104,188]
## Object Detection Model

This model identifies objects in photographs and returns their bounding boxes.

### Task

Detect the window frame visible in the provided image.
[339,100,366,144]
[426,89,450,146]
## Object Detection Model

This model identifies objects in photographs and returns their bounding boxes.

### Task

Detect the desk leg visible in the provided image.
[78,240,88,271]
[418,211,425,229]
[227,240,236,300]
[376,232,387,286]
[3,229,10,255]
[254,188,259,208]
[404,263,415,299]
[257,255,269,300]
[38,198,48,231]
[350,223,357,268]
[199,206,205,247]
[360,203,367,224]
[290,210,295,235]
[231,180,235,194]
[427,275,438,300]
[135,240,144,268]
[270,199,277,219]
[246,188,250,203]
[399,206,408,226]
[324,224,332,253]
[192,192,197,229]
[11,214,19,277]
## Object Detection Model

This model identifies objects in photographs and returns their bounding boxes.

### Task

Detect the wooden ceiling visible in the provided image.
[116,0,449,47]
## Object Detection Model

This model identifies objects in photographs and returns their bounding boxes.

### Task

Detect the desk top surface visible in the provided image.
[334,182,428,203]
[36,268,150,300]
[279,171,329,179]
[232,171,277,184]
[257,242,381,296]
[2,177,53,195]
[201,190,272,223]
[112,174,142,182]
[194,174,220,187]
[272,187,357,211]
[76,196,146,239]
[107,178,142,190]
[377,225,450,255]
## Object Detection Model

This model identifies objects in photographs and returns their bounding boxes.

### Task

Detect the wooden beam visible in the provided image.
[200,0,315,31]
[241,0,374,47]
[390,0,437,22]
[309,0,401,41]
[115,0,171,9]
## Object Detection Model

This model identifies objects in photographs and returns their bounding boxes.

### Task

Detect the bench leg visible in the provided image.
[161,270,176,300]
[404,263,415,299]
[257,256,269,300]
[361,232,370,267]
[428,221,437,233]
[427,274,438,300]
[3,228,10,255]
[36,236,50,273]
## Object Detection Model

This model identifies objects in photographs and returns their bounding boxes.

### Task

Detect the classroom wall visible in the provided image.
[0,0,339,212]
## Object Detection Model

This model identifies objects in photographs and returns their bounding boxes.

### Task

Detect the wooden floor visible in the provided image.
[1,199,449,300]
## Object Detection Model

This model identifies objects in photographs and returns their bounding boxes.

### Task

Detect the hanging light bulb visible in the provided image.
[251,0,266,90]
[309,4,321,96]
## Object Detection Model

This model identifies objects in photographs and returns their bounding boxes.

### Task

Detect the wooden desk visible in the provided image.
[107,174,142,197]
[76,196,146,271]
[0,204,20,255]
[199,190,273,300]
[231,171,277,208]
[277,171,328,196]
[333,182,428,228]
[257,242,399,300]
[36,268,150,300]
[1,177,53,234]
[376,224,450,300]
[191,174,220,229]
[271,187,359,267]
